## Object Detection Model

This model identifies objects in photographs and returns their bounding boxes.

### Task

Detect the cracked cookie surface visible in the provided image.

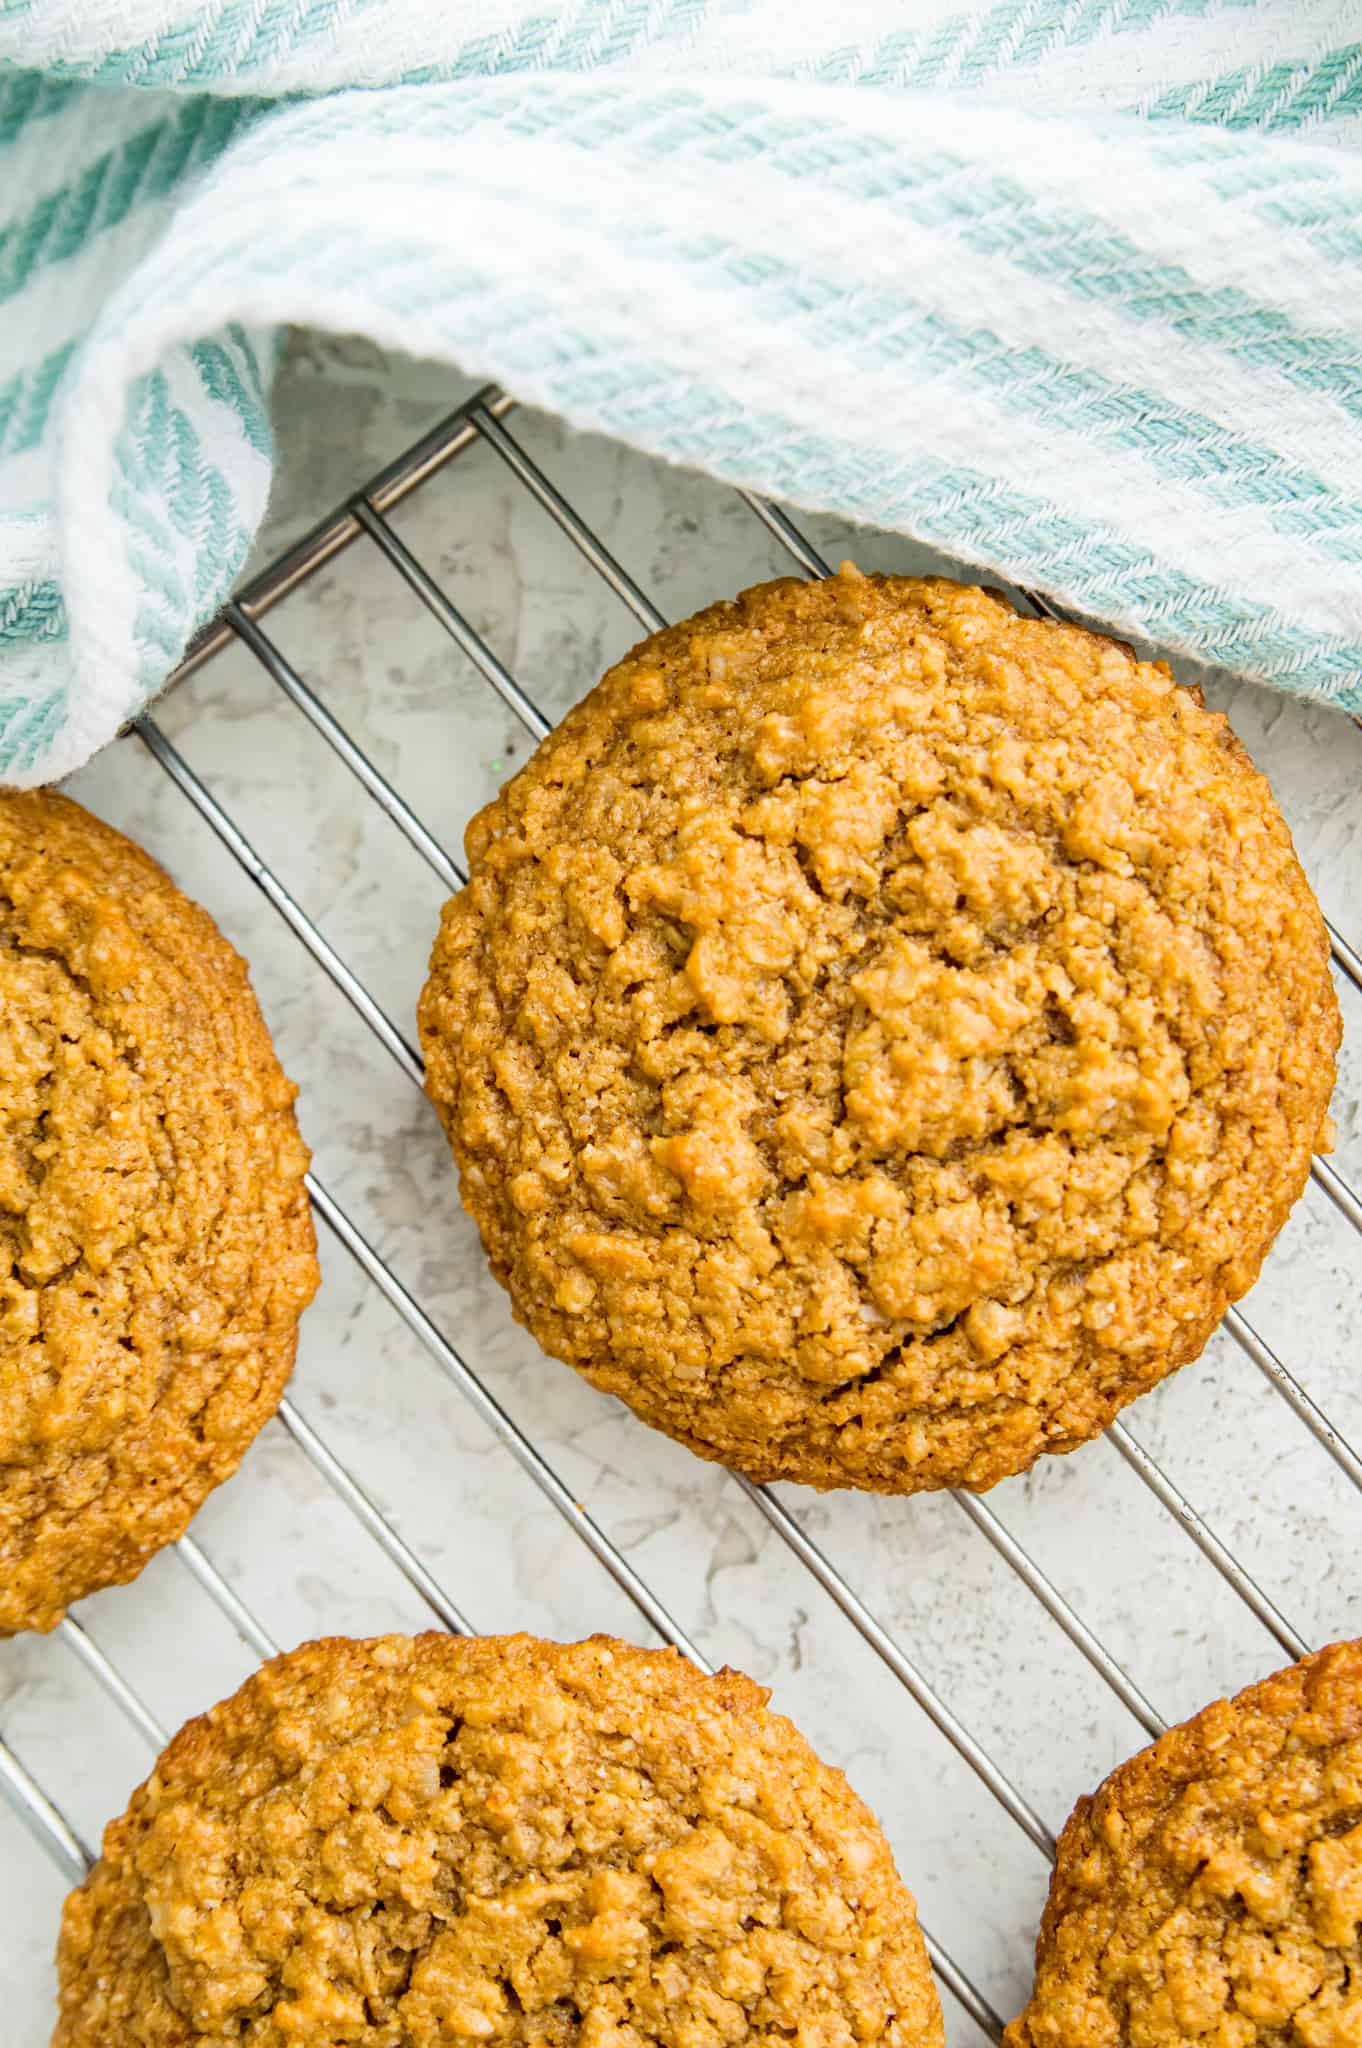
[54,1631,943,2048]
[1005,1639,1362,2048]
[418,569,1338,1493]
[0,790,318,1632]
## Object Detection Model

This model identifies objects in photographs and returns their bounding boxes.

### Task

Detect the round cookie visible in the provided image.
[419,568,1339,1493]
[55,1630,944,2048]
[1005,1638,1362,2048]
[0,790,318,1632]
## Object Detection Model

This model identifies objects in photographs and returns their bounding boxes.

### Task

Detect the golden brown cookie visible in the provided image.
[419,568,1338,1493]
[54,1630,943,2048]
[1006,1638,1362,2048]
[0,789,318,1632]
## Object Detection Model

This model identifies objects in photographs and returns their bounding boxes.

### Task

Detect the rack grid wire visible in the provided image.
[4,382,1361,2046]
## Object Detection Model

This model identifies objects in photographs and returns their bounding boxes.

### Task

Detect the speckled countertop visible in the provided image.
[4,332,1361,2045]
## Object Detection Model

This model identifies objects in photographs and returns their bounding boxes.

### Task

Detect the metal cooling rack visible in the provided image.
[4,383,1362,2045]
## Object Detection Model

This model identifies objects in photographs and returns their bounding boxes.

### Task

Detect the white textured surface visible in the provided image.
[3,335,1361,2044]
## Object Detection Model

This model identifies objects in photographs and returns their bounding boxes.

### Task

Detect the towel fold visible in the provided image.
[3,0,1361,786]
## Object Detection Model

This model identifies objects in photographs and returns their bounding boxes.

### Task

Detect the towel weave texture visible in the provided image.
[3,1,1361,784]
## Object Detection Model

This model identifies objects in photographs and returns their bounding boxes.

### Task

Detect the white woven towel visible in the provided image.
[3,0,1362,786]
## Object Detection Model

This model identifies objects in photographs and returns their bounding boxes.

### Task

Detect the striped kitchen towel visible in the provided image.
[2,2,1362,786]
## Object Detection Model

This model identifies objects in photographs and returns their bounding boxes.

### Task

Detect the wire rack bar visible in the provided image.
[227,602,466,894]
[740,490,834,578]
[1311,1153,1362,1235]
[275,1397,476,1637]
[929,1946,1005,2042]
[354,497,551,743]
[0,1738,92,1885]
[135,715,424,1086]
[1225,1308,1362,1493]
[1329,924,1362,998]
[1105,1423,1308,1661]
[946,1495,1165,1739]
[736,1476,1056,1859]
[174,1535,278,1660]
[470,404,666,636]
[164,389,517,690]
[302,1172,707,1668]
[56,1620,168,1750]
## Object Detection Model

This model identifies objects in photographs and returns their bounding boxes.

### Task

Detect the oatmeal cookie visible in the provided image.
[0,790,318,1632]
[54,1631,943,2048]
[1005,1638,1362,2048]
[418,568,1339,1493]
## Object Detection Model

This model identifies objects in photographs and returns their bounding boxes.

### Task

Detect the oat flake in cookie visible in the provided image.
[54,1631,944,2048]
[419,568,1339,1494]
[1005,1639,1362,2048]
[0,790,318,1632]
